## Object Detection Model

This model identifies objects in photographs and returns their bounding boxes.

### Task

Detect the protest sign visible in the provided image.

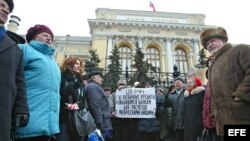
[115,87,156,118]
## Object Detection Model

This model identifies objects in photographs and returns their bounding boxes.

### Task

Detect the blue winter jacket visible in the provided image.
[15,41,61,138]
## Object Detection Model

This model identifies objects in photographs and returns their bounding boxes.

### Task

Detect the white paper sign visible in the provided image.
[115,87,156,118]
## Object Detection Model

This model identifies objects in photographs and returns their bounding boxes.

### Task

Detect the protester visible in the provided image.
[15,24,61,141]
[168,78,185,141]
[137,86,167,141]
[144,81,152,88]
[200,26,250,138]
[111,75,138,141]
[183,77,205,141]
[56,57,85,141]
[82,74,88,87]
[164,84,176,141]
[200,57,220,141]
[104,87,115,141]
[0,0,29,140]
[134,81,142,88]
[104,87,115,116]
[157,87,173,141]
[167,84,176,94]
[85,68,113,140]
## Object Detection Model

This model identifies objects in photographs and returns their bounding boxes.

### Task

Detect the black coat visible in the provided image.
[184,86,205,141]
[168,88,185,130]
[0,33,29,140]
[59,70,85,123]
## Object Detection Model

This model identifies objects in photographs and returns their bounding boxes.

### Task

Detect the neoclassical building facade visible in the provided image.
[87,8,212,75]
[9,8,213,82]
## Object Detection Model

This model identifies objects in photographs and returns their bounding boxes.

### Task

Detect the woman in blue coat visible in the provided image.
[15,25,61,141]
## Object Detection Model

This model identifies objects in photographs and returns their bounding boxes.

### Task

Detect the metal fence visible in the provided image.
[104,65,187,87]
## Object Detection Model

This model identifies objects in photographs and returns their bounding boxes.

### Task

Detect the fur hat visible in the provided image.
[4,0,14,13]
[104,87,111,91]
[26,24,54,43]
[117,75,127,86]
[200,26,228,49]
[174,77,185,83]
[157,87,166,93]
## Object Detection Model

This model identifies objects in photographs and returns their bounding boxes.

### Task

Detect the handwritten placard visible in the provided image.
[115,87,156,118]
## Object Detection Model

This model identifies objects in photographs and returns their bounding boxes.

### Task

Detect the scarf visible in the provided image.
[0,26,6,42]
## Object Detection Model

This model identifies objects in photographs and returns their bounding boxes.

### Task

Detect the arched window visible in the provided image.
[174,48,188,73]
[146,47,160,68]
[119,45,132,71]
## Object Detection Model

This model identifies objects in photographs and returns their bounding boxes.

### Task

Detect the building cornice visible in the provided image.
[95,8,205,21]
[88,19,213,32]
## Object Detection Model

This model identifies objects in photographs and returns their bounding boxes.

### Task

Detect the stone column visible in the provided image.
[138,38,143,48]
[194,39,200,65]
[161,51,166,72]
[166,39,174,72]
[106,36,113,68]
[189,52,194,68]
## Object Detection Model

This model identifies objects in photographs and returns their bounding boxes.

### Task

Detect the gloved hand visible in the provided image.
[14,114,29,128]
[104,129,113,139]
[66,103,79,110]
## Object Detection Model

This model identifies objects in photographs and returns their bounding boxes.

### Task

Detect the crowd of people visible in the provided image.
[1,0,250,141]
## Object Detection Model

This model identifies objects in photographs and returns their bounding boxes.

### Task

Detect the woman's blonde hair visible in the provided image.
[60,56,83,74]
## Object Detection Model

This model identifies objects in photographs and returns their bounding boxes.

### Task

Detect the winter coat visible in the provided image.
[184,86,205,141]
[15,41,61,138]
[85,80,112,131]
[208,43,250,135]
[0,30,29,141]
[168,88,185,130]
[202,83,216,129]
[59,70,85,123]
[137,94,165,133]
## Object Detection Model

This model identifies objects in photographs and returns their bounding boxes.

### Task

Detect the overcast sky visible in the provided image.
[11,0,250,44]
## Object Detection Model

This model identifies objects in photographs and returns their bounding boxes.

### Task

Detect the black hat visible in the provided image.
[174,77,184,83]
[87,69,102,79]
[4,0,14,13]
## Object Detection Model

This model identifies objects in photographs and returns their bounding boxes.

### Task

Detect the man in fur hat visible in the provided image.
[0,0,30,140]
[200,26,250,138]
